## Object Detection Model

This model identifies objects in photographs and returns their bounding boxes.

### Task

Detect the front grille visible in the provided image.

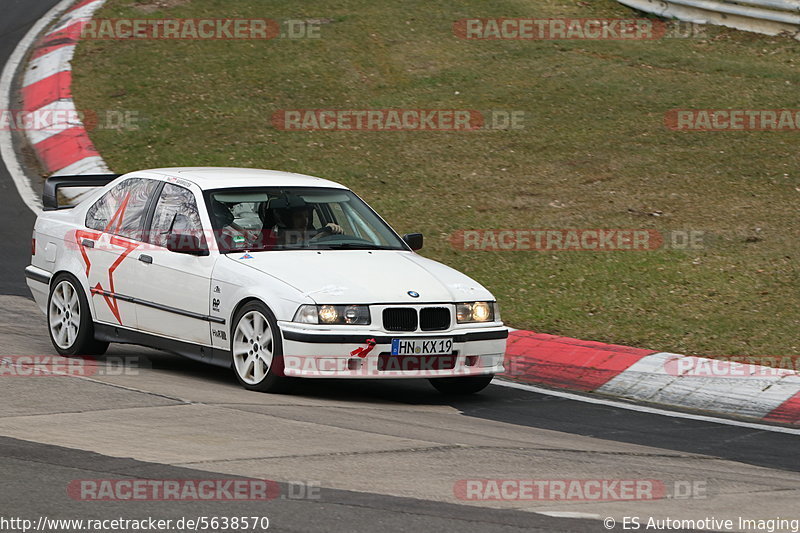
[378,353,458,372]
[383,308,418,331]
[420,307,450,331]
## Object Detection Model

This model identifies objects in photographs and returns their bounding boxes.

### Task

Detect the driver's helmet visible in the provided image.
[270,193,313,229]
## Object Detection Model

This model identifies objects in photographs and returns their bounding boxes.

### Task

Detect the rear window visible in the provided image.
[85,178,159,240]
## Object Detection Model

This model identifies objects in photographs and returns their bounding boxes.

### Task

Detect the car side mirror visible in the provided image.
[402,233,423,251]
[166,233,208,256]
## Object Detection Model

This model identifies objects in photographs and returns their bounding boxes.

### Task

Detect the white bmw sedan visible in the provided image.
[26,168,508,394]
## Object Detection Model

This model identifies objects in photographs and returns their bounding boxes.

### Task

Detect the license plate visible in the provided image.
[391,338,453,356]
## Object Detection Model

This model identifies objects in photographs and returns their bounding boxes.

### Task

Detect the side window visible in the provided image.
[150,183,204,248]
[85,178,158,240]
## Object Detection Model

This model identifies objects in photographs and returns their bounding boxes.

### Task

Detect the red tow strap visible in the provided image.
[350,338,377,358]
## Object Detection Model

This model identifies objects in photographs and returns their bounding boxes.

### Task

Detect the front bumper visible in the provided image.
[278,322,508,378]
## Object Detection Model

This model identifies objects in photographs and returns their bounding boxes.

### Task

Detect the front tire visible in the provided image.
[231,301,291,393]
[429,374,494,395]
[47,274,108,356]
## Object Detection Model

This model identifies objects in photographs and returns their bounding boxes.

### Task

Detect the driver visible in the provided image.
[269,193,343,245]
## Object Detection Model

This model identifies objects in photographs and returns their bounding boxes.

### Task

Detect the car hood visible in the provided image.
[227,250,494,304]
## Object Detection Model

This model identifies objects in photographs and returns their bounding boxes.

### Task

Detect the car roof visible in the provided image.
[130,167,349,191]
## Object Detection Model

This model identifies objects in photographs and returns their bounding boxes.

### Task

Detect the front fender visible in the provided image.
[210,256,312,352]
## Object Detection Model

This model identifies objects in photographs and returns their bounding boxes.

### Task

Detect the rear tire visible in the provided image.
[47,274,109,356]
[429,374,494,395]
[230,301,292,393]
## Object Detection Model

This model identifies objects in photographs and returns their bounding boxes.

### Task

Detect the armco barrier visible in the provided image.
[618,0,800,38]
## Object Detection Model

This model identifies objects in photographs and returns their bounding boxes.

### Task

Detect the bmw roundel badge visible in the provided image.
[407,291,420,298]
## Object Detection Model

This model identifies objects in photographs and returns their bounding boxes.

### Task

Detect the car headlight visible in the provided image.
[456,301,495,323]
[293,305,371,325]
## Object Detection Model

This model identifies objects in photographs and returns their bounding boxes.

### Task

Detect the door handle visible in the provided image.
[138,254,153,264]
[81,239,95,248]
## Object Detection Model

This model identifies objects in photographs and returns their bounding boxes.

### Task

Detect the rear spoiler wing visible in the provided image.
[43,174,121,211]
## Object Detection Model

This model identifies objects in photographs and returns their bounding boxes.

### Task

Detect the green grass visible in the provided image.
[72,0,800,357]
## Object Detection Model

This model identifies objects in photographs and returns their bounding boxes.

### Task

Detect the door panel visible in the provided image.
[134,183,215,346]
[80,178,158,328]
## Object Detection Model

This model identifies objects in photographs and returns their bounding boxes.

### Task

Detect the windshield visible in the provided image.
[205,187,408,253]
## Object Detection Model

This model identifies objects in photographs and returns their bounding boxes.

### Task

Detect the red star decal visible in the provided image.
[77,194,139,324]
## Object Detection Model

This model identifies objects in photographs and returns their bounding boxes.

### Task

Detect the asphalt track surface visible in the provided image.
[0,0,39,297]
[0,2,799,532]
